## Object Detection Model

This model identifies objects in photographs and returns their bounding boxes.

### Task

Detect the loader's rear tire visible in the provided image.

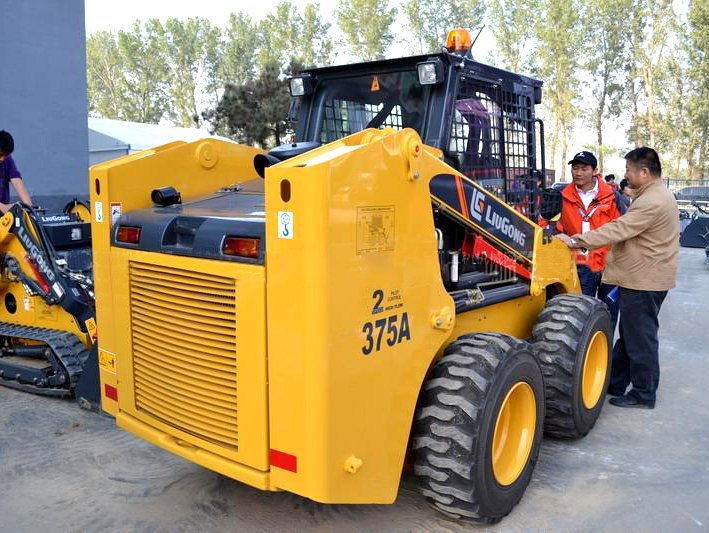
[413,333,544,524]
[531,294,613,439]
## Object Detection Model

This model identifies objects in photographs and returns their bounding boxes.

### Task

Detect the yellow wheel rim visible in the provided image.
[66,202,91,222]
[581,331,609,409]
[492,381,537,486]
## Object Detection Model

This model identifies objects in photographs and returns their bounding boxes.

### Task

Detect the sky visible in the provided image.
[85,0,336,35]
[84,0,675,179]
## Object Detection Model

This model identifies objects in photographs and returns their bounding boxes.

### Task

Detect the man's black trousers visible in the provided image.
[577,265,619,333]
[609,287,668,404]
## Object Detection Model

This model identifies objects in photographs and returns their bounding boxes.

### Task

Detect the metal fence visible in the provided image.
[665,179,709,201]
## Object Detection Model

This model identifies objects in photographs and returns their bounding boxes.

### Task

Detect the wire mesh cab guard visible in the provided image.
[446,74,542,220]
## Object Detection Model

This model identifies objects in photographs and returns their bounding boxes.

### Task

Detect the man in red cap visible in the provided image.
[551,150,622,325]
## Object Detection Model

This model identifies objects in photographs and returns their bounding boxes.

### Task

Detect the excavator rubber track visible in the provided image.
[0,322,88,397]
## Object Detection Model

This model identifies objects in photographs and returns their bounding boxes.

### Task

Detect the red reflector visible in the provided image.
[104,384,118,401]
[116,225,141,244]
[223,237,260,259]
[270,449,297,473]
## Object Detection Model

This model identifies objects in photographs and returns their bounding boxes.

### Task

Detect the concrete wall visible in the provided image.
[0,0,88,211]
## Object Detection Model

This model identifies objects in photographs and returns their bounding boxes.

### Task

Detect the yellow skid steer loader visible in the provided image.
[91,29,612,523]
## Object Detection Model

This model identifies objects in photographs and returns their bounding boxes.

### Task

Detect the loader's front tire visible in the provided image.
[413,333,544,524]
[531,294,613,439]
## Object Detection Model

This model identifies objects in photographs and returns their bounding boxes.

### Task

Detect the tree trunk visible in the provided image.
[630,78,642,147]
[646,75,656,147]
[561,123,569,182]
[549,118,559,182]
[596,110,604,175]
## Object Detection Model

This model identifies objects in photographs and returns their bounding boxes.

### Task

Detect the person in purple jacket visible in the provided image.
[0,130,32,213]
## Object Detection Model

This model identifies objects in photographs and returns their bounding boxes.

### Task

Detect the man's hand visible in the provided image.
[555,233,574,247]
[0,203,10,214]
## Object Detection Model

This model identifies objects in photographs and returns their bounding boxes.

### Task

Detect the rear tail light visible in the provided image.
[116,225,142,244]
[223,237,260,259]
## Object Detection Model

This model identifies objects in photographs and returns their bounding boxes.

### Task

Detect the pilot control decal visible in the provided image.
[430,174,535,256]
[361,289,411,356]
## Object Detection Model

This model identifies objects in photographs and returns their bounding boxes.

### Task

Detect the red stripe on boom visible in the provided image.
[473,235,532,280]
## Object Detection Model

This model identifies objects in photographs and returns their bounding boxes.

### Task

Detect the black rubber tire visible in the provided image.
[413,333,545,523]
[531,294,613,439]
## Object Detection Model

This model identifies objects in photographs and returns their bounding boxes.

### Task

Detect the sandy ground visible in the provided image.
[1,247,708,532]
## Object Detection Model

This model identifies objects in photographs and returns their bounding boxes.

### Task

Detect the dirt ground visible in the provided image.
[1,248,708,532]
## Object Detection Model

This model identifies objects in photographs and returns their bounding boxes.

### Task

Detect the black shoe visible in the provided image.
[609,395,655,409]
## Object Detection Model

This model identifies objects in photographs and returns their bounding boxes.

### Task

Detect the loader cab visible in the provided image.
[289,48,546,218]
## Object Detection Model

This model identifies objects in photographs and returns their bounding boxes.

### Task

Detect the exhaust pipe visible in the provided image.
[254,154,282,179]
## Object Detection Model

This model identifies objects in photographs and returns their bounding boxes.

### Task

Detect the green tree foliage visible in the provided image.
[336,0,397,60]
[87,21,170,124]
[655,53,693,175]
[625,0,675,148]
[534,0,582,179]
[86,32,125,119]
[583,0,632,173]
[301,3,333,67]
[163,17,215,127]
[488,0,536,72]
[259,2,332,69]
[216,13,260,89]
[116,20,171,124]
[403,0,486,54]
[403,0,427,53]
[204,62,296,148]
[686,0,709,178]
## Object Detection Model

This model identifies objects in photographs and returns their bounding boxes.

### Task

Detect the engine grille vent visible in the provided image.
[129,261,238,450]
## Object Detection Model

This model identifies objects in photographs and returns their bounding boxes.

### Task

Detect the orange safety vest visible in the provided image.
[557,178,621,272]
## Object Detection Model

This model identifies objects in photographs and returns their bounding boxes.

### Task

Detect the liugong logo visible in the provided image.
[468,188,527,248]
[470,188,485,222]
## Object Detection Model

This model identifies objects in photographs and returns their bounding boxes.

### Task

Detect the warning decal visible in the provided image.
[98,349,116,374]
[357,206,395,254]
[110,202,122,226]
[371,76,380,91]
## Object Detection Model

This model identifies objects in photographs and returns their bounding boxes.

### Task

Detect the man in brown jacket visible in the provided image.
[556,147,679,409]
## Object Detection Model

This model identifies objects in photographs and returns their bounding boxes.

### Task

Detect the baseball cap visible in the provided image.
[568,151,598,168]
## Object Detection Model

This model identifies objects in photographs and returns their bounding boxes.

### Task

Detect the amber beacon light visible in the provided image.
[446,28,472,54]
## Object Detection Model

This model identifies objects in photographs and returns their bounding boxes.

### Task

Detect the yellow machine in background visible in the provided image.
[0,203,98,405]
[91,33,613,524]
